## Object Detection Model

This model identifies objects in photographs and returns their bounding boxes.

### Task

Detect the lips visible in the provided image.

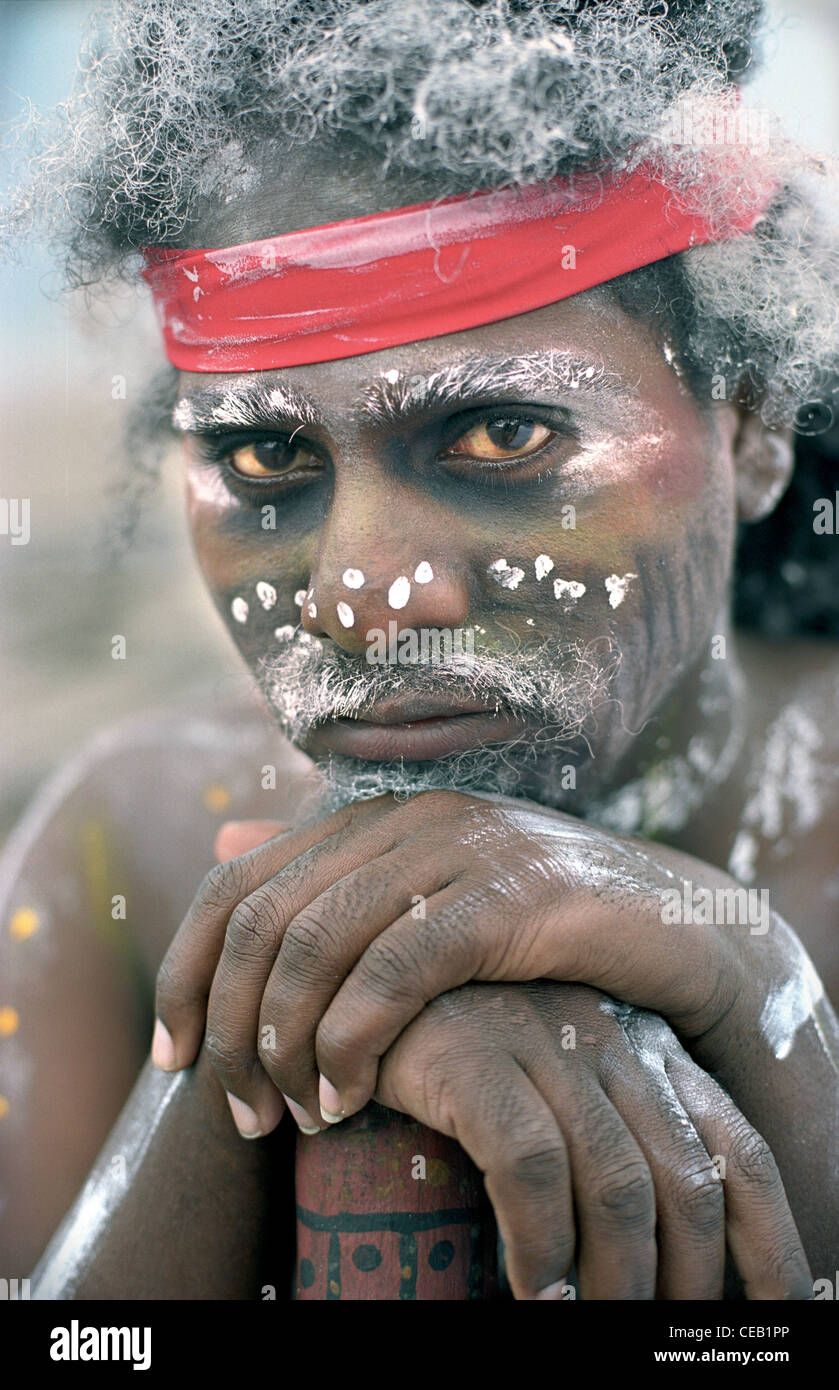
[305,699,529,761]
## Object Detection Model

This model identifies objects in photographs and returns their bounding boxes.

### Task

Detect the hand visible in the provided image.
[367,981,811,1299]
[153,791,796,1129]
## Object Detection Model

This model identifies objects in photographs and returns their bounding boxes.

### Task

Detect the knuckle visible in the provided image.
[282,912,338,982]
[594,1163,655,1230]
[224,893,281,958]
[359,936,419,1003]
[201,858,246,908]
[154,956,187,1012]
[502,1143,568,1193]
[203,1030,252,1082]
[727,1124,779,1189]
[672,1167,725,1232]
[315,1016,358,1071]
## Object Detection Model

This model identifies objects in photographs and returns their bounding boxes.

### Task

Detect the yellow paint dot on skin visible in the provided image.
[401,1265,413,1280]
[0,1007,19,1036]
[0,1096,9,1120]
[328,1280,340,1297]
[9,907,39,940]
[203,785,231,814]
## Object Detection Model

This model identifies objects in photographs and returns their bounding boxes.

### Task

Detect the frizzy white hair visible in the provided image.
[3,0,838,433]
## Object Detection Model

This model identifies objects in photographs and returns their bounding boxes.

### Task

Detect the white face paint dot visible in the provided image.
[488,558,525,590]
[604,572,638,609]
[306,602,318,619]
[294,590,307,607]
[342,568,365,589]
[526,618,535,626]
[383,368,400,384]
[413,561,434,584]
[337,602,355,628]
[388,575,411,609]
[553,577,587,601]
[535,554,554,581]
[231,597,249,623]
[255,581,277,610]
[274,624,295,641]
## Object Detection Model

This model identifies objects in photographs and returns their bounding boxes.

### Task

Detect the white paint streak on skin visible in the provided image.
[172,398,196,431]
[32,1067,190,1299]
[383,369,400,384]
[759,954,825,1060]
[535,554,554,581]
[231,597,249,623]
[274,624,296,641]
[388,576,411,609]
[553,577,586,601]
[306,603,318,619]
[728,830,758,885]
[489,559,525,590]
[255,581,276,610]
[337,602,355,628]
[342,569,365,589]
[414,562,434,584]
[604,572,638,608]
[293,590,307,607]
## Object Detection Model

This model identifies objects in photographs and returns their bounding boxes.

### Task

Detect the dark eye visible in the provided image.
[227,439,317,479]
[442,418,555,462]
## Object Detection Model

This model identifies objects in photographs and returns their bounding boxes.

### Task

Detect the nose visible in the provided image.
[300,487,471,655]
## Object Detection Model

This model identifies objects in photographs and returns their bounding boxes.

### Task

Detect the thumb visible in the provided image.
[214,819,290,863]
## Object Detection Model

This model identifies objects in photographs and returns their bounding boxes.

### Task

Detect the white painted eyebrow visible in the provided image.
[172,351,631,433]
[360,352,632,424]
[172,380,320,432]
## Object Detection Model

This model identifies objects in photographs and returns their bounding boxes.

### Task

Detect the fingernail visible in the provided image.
[318,1075,344,1124]
[151,1018,177,1070]
[282,1094,322,1135]
[226,1092,263,1138]
[534,1280,572,1300]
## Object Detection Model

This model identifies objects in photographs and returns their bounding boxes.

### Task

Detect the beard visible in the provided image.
[255,626,620,810]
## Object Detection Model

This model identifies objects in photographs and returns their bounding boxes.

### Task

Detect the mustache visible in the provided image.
[255,626,620,748]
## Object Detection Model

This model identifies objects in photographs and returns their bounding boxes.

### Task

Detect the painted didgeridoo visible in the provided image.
[292,1102,505,1300]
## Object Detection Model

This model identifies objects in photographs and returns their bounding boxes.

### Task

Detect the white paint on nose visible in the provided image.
[231,597,249,623]
[337,602,355,628]
[535,554,554,581]
[414,561,434,584]
[342,568,365,589]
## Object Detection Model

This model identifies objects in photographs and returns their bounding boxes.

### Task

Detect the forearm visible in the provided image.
[32,1050,294,1299]
[690,932,839,1282]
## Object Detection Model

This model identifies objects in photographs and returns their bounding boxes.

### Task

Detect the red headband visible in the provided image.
[142,161,775,373]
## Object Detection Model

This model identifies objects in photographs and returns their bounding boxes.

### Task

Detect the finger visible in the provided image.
[214,820,290,863]
[314,883,500,1118]
[601,1044,725,1299]
[377,1029,575,1300]
[666,1052,812,1300]
[525,1049,657,1299]
[153,796,394,1069]
[258,846,453,1121]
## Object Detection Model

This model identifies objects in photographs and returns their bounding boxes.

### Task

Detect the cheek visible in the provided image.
[186,471,308,658]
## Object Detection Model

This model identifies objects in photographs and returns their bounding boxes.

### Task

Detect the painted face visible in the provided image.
[175,157,738,809]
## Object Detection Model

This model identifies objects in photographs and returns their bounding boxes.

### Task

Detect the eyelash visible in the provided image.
[190,408,573,493]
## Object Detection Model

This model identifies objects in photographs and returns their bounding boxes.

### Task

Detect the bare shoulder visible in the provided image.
[1,690,323,970]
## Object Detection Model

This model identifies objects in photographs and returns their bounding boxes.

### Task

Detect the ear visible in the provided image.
[728,406,795,523]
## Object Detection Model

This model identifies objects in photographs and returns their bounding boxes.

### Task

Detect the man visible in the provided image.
[1,0,838,1300]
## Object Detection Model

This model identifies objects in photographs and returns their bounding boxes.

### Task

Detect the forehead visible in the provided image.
[177,137,678,421]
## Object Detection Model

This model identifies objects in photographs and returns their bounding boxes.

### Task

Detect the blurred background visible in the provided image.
[1,0,839,839]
